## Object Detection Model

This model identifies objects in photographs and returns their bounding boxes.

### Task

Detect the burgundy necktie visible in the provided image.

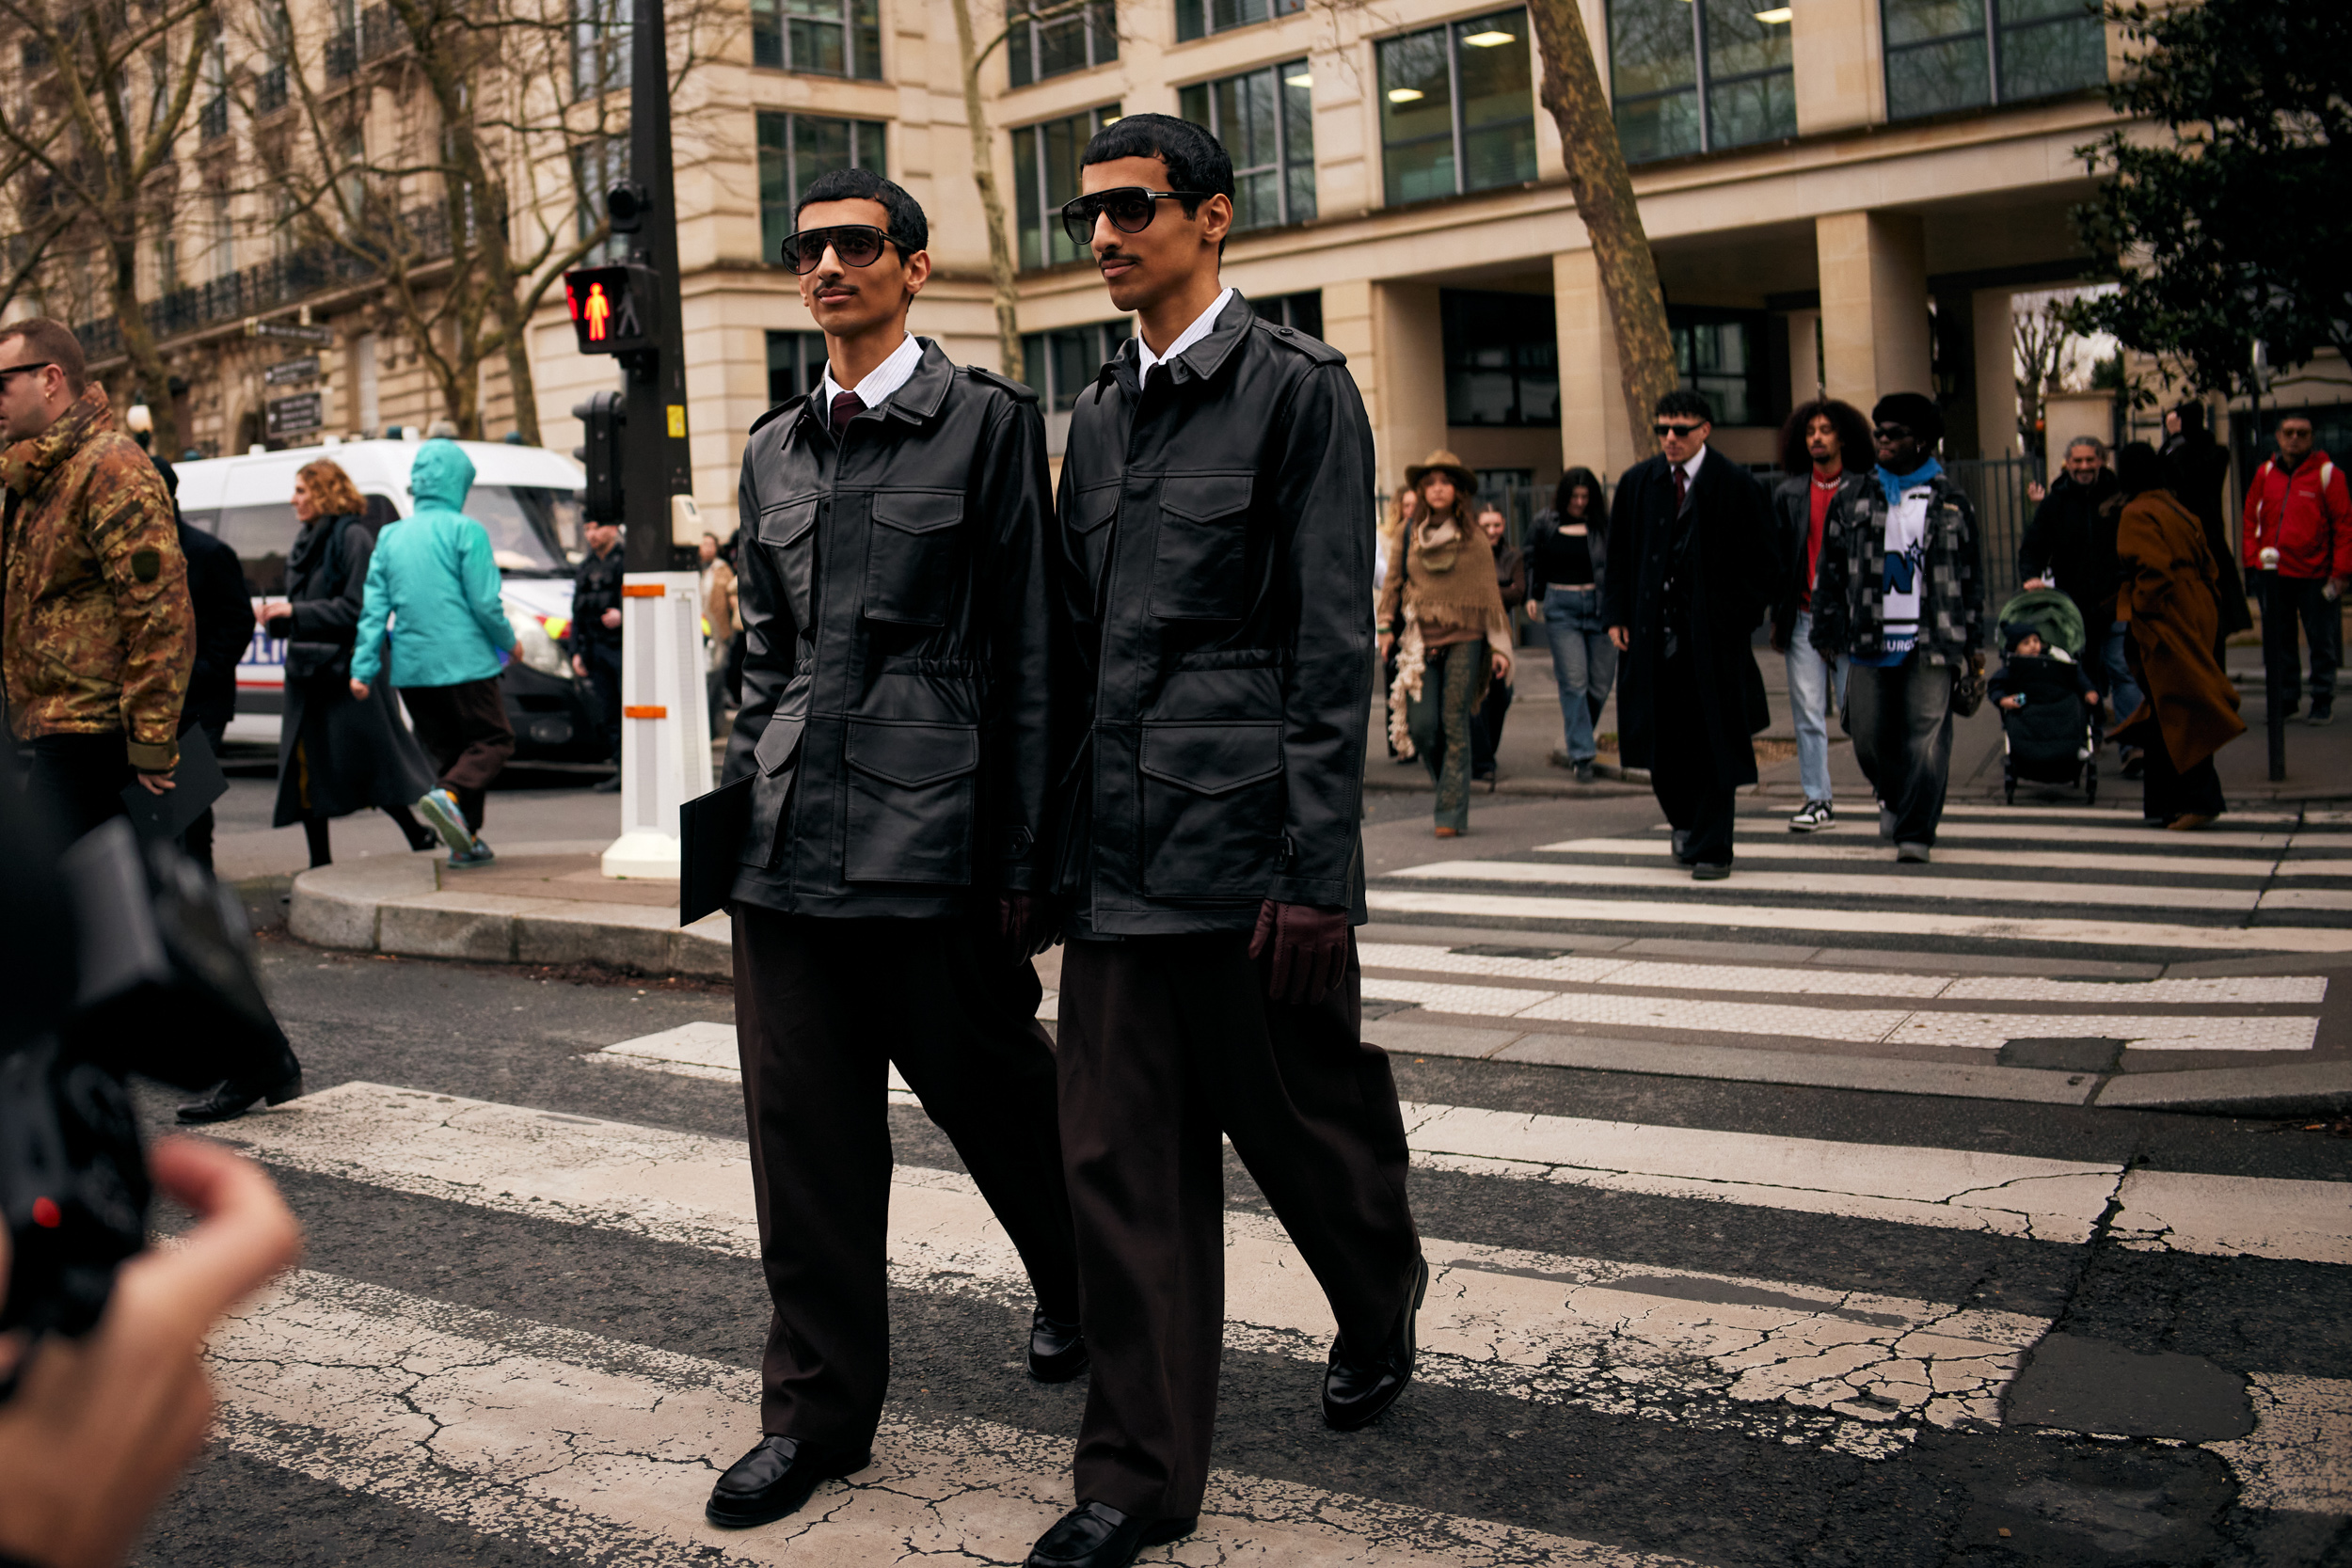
[1674,464,1689,511]
[830,389,863,437]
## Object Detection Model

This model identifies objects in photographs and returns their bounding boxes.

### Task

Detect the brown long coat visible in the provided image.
[2113,488,2245,772]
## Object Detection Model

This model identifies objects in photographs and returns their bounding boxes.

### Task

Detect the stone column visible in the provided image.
[1553,247,1640,482]
[1371,279,1447,491]
[1815,211,1930,413]
[1973,288,2019,460]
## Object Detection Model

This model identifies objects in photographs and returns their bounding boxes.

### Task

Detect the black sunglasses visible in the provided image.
[779,225,901,276]
[0,360,55,386]
[1873,423,1913,441]
[1652,420,1706,437]
[1058,188,1216,250]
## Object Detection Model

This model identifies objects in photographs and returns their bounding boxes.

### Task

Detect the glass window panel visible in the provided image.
[1285,165,1317,224]
[1377,29,1454,145]
[750,0,782,66]
[1462,121,1536,191]
[767,330,821,404]
[1706,71,1795,148]
[757,112,790,261]
[1042,118,1084,264]
[852,0,880,76]
[1883,0,1986,46]
[1609,0,1696,98]
[1234,168,1279,230]
[1614,88,1699,162]
[1092,1,1117,62]
[1175,0,1203,40]
[1886,36,1990,116]
[1179,82,1208,124]
[1456,11,1533,130]
[1038,11,1085,75]
[789,17,846,73]
[1442,290,1558,427]
[1385,139,1454,207]
[1702,0,1789,80]
[1997,9,2106,99]
[1012,125,1041,269]
[1051,330,1093,413]
[792,116,850,200]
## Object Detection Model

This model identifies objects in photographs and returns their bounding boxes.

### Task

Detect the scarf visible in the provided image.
[1875,456,1943,508]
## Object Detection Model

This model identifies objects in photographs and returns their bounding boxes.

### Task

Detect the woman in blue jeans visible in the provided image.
[1523,468,1615,783]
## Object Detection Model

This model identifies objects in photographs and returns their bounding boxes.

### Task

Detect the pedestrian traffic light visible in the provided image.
[573,391,625,524]
[564,262,660,356]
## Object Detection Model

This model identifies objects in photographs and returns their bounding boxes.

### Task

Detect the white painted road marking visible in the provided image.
[2109,1170,2352,1266]
[1534,837,2293,879]
[1389,859,2265,912]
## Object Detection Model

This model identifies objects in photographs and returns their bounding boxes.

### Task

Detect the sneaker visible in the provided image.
[448,838,497,869]
[1573,759,1596,784]
[1896,842,1932,864]
[1788,800,1834,833]
[1877,805,1896,841]
[415,787,474,856]
[2308,706,2333,728]
[1549,749,1575,769]
[2119,750,2147,780]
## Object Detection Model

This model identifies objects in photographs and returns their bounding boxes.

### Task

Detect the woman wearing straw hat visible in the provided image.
[1377,450,1513,836]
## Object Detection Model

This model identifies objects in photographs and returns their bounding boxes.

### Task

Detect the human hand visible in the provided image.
[1376,632,1393,662]
[135,770,175,796]
[601,608,622,630]
[2026,482,2047,503]
[1608,626,1630,653]
[1248,899,1350,1007]
[1490,649,1512,683]
[998,892,1058,963]
[0,1136,300,1568]
[1524,600,1541,620]
[2023,577,2049,591]
[571,655,587,678]
[349,678,370,701]
[2000,695,2022,710]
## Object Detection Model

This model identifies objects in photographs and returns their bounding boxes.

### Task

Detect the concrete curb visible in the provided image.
[290,853,730,977]
[2090,1060,2352,1117]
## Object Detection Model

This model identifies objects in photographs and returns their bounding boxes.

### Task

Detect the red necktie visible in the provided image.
[830,389,863,437]
[1674,465,1689,510]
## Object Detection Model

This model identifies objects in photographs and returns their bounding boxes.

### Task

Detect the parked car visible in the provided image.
[174,436,600,760]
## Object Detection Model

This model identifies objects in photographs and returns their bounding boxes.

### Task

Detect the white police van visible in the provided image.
[174,436,600,760]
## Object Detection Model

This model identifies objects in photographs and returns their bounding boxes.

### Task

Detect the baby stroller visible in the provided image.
[1994,588,2100,805]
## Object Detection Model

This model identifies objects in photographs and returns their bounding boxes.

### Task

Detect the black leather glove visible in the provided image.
[1248,899,1351,1006]
[998,892,1059,964]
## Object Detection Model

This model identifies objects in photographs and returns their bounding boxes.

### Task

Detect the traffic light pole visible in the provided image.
[597,0,712,880]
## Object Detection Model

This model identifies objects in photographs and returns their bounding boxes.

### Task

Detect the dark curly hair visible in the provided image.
[1778,398,1873,477]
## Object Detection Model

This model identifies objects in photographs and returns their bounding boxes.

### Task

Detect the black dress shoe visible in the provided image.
[1322,1253,1428,1431]
[1029,1310,1089,1383]
[1025,1500,1196,1568]
[176,1051,304,1124]
[1670,830,1695,865]
[705,1434,870,1528]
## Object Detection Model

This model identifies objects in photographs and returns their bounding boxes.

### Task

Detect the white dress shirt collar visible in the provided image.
[1677,447,1708,487]
[818,332,923,414]
[1134,287,1235,380]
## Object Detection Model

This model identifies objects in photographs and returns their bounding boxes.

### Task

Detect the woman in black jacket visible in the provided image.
[1522,467,1613,783]
[2162,400,2253,657]
[259,459,439,866]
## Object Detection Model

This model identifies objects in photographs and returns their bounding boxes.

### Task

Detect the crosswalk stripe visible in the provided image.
[1389,859,2266,912]
[2110,1170,2352,1266]
[2206,1374,2352,1515]
[1915,804,2308,827]
[215,1270,1694,1566]
[1362,982,2316,1053]
[1355,942,2330,1005]
[1361,888,2352,953]
[1536,838,2293,879]
[1786,821,2298,848]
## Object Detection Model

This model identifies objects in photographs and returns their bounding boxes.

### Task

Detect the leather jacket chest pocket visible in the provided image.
[1067,483,1118,583]
[844,720,977,884]
[757,497,820,628]
[1151,473,1253,620]
[1137,721,1282,897]
[865,490,964,626]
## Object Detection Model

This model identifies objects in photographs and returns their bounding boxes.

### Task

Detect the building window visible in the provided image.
[573,133,630,263]
[757,112,886,265]
[570,0,629,99]
[1012,103,1120,271]
[1179,60,1314,232]
[1883,0,2106,120]
[1441,289,1557,427]
[1608,0,1793,164]
[1019,321,1132,412]
[1253,290,1322,340]
[1377,9,1536,207]
[768,330,827,405]
[1670,306,1766,426]
[1174,0,1302,43]
[751,0,881,79]
[1007,0,1115,88]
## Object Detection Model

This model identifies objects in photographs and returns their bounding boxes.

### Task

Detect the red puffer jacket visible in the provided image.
[2242,449,2352,581]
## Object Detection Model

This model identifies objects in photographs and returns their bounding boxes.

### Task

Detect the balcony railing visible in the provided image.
[198,95,229,142]
[255,63,288,115]
[326,28,356,77]
[72,200,452,361]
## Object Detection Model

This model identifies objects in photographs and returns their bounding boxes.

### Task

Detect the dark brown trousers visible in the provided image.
[399,676,515,831]
[732,905,1079,1446]
[1056,932,1420,1521]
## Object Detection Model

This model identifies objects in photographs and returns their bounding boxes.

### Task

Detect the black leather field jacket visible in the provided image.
[1050,292,1375,936]
[723,339,1054,919]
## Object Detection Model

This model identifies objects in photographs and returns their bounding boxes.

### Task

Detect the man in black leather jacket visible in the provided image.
[705,168,1081,1534]
[1027,115,1423,1568]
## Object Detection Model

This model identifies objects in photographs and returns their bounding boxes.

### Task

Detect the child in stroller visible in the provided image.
[1991,589,2102,804]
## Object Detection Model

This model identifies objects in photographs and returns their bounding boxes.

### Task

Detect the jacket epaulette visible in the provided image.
[1258,319,1345,367]
[963,364,1041,404]
[749,398,802,436]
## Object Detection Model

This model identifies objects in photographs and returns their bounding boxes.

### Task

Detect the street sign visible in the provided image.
[264,355,321,387]
[563,263,660,356]
[246,318,335,345]
[265,392,324,438]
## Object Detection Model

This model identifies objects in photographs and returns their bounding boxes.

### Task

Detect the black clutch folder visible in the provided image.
[119,724,230,844]
[679,774,753,926]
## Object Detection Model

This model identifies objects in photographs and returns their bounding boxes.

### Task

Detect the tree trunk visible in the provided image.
[107,229,178,454]
[1522,0,1676,449]
[948,0,1023,383]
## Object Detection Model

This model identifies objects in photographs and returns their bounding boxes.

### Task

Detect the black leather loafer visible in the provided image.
[1025,1500,1196,1568]
[1029,1310,1089,1383]
[176,1055,304,1124]
[1322,1253,1428,1431]
[704,1434,871,1528]
[1670,830,1695,865]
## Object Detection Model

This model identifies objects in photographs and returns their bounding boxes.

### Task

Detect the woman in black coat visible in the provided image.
[2161,401,2253,656]
[260,458,439,866]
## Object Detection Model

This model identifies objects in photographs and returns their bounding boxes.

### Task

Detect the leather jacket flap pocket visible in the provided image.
[1161,473,1252,522]
[758,498,819,547]
[1070,483,1120,533]
[846,721,978,788]
[1139,722,1282,798]
[872,491,963,535]
[753,715,806,776]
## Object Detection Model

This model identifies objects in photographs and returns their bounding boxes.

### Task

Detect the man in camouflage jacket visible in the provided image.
[0,319,192,836]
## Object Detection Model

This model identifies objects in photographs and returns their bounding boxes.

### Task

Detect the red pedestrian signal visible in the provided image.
[564,263,659,356]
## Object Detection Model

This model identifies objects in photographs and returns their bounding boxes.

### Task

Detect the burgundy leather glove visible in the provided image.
[998,892,1058,963]
[1248,899,1351,1006]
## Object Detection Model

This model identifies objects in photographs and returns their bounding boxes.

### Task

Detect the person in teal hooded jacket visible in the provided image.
[349,439,516,865]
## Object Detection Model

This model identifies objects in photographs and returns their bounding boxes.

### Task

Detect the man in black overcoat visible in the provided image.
[1605,388,1778,878]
